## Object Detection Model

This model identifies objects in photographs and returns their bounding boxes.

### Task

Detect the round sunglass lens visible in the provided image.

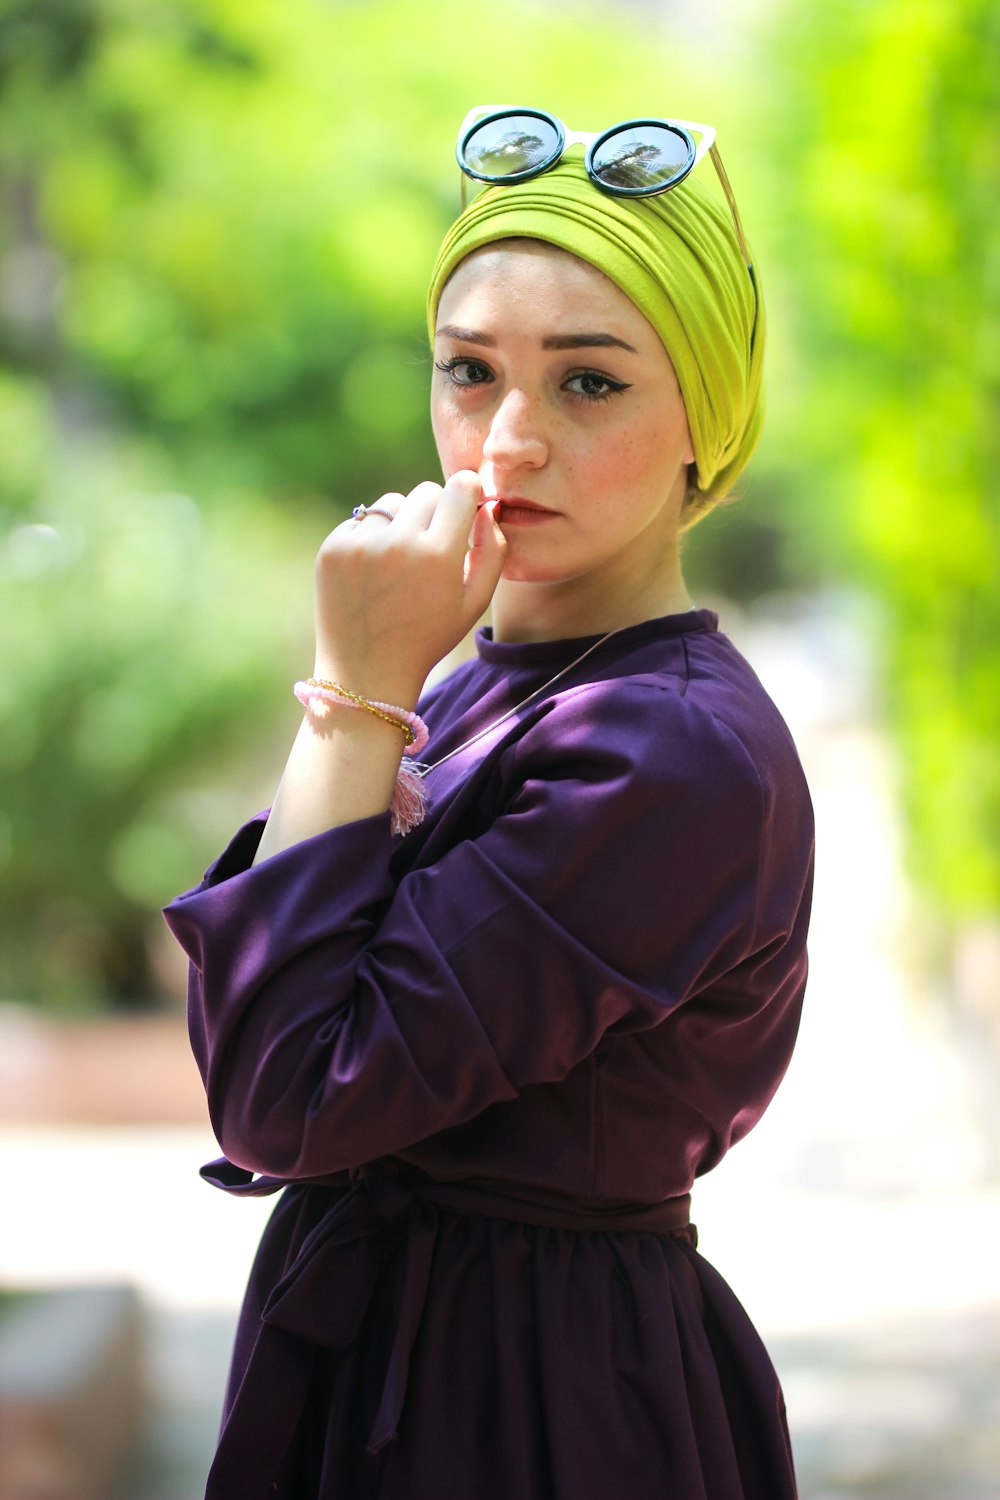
[462,113,562,181]
[590,124,692,192]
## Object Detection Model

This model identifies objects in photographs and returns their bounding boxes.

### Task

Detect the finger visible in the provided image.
[391,480,443,532]
[352,504,396,525]
[350,492,405,528]
[427,470,483,546]
[462,499,507,620]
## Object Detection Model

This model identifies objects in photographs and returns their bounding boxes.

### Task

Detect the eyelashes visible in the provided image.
[434,356,493,388]
[564,371,631,402]
[434,357,631,404]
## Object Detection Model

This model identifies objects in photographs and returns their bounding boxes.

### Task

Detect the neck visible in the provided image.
[491,557,693,644]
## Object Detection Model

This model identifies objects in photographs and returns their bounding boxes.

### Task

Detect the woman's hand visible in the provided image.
[252,472,505,864]
[313,471,506,707]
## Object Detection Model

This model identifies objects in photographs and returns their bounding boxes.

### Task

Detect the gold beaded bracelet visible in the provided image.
[293,678,429,755]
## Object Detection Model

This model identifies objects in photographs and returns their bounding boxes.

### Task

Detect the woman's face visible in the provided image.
[430,240,694,624]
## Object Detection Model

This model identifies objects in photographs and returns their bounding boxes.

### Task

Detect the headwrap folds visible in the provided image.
[427,153,764,503]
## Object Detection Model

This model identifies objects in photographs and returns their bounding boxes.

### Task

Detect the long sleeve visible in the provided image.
[163,677,813,1183]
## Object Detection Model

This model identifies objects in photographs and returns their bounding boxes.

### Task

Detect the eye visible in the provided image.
[434,356,494,388]
[564,369,631,402]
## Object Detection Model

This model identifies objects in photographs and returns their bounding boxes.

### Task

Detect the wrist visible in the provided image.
[289,674,431,837]
[311,662,427,713]
[296,677,429,756]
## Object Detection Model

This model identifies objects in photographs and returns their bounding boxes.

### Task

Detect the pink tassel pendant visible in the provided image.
[391,760,428,836]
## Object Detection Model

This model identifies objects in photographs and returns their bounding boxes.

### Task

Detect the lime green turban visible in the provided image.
[427,153,764,504]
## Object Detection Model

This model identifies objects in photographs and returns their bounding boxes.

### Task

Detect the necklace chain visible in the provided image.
[417,626,622,779]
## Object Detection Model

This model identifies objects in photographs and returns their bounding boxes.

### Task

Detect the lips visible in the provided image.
[492,497,560,521]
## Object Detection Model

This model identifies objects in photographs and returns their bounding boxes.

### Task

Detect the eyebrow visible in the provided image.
[435,324,638,354]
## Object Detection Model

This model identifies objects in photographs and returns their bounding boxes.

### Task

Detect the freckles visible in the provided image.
[457,417,486,460]
[595,437,639,486]
[433,403,483,460]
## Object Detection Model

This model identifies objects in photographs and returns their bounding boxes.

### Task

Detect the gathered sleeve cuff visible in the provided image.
[164,809,517,1179]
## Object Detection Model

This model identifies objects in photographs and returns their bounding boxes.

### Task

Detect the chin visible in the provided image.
[496,533,562,583]
[500,559,569,585]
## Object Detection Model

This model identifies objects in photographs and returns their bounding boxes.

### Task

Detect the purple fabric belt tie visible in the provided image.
[200,1156,693,1495]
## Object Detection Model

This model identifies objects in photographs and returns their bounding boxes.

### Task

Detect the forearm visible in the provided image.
[253,707,409,864]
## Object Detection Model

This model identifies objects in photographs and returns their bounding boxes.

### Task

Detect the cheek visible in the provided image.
[431,401,484,471]
[570,426,661,499]
[615,411,691,489]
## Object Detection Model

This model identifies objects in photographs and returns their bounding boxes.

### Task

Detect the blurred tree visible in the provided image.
[745,0,1000,1115]
[769,0,998,911]
[7,0,994,1026]
[0,0,757,1006]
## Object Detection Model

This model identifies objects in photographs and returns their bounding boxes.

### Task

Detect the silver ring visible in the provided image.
[352,503,396,523]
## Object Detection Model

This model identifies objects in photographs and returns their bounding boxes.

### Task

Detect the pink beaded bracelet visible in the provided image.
[292,678,430,835]
[293,678,429,753]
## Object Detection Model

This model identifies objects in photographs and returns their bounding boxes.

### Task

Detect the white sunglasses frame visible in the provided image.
[457,104,753,272]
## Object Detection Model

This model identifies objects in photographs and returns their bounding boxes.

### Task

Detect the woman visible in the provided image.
[165,108,814,1500]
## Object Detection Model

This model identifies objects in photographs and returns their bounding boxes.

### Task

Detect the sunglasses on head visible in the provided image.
[456,105,753,273]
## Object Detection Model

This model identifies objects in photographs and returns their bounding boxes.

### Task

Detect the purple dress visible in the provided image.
[164,608,814,1500]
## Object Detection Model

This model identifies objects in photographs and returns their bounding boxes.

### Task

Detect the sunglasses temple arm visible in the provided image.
[708,144,752,270]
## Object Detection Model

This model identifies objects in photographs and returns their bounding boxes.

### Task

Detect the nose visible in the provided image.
[481,389,547,473]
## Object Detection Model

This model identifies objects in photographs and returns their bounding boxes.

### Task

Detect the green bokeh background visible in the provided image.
[1,0,997,1010]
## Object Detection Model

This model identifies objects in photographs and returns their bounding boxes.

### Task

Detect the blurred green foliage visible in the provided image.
[747,0,1000,925]
[0,0,997,1007]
